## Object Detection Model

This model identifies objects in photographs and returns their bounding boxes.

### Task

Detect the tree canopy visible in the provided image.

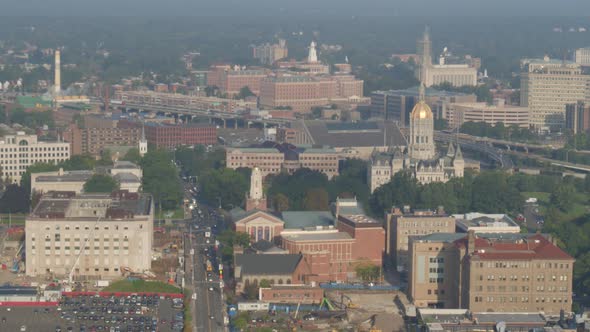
[83,174,120,193]
[140,149,183,210]
[0,184,30,213]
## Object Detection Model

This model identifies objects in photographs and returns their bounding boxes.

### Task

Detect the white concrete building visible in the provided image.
[25,191,153,279]
[416,27,477,88]
[31,161,143,195]
[443,98,530,128]
[0,132,70,184]
[574,47,590,66]
[520,56,590,129]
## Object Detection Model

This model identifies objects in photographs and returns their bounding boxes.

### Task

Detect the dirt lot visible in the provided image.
[325,290,407,331]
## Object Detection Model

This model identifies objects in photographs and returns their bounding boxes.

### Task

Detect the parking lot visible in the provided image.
[0,294,184,332]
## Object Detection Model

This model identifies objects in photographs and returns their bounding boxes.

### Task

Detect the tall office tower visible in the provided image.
[520,56,589,129]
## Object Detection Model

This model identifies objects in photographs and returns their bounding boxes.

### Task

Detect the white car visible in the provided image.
[20,325,26,331]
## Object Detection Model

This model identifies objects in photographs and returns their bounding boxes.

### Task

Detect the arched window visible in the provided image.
[278,279,283,285]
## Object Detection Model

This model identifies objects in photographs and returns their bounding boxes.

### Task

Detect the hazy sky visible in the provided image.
[2,0,590,16]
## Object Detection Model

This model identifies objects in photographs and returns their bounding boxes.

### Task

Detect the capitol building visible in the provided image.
[368,85,465,193]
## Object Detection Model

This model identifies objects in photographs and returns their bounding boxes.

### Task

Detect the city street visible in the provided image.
[183,181,226,332]
[523,202,543,232]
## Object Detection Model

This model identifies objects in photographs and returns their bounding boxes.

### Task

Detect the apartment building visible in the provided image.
[25,191,154,279]
[408,232,574,315]
[385,206,455,271]
[252,40,288,65]
[0,132,70,184]
[144,122,217,149]
[63,123,141,156]
[520,57,589,129]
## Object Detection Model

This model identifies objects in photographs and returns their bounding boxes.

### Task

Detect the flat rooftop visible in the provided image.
[35,170,93,183]
[31,192,152,221]
[453,212,519,231]
[281,231,353,242]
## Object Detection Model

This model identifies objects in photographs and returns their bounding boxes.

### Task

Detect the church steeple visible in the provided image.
[245,166,267,211]
[139,123,148,157]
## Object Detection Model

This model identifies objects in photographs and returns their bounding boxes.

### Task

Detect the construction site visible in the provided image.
[235,288,408,332]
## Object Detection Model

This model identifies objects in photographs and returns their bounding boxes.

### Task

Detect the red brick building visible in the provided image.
[234,252,310,293]
[336,214,386,267]
[233,210,285,243]
[282,231,355,282]
[144,123,217,149]
[220,69,268,97]
[280,214,385,283]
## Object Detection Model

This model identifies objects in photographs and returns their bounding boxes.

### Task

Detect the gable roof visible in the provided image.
[235,210,284,226]
[235,253,302,275]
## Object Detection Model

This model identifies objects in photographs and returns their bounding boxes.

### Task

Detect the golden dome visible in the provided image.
[410,101,433,119]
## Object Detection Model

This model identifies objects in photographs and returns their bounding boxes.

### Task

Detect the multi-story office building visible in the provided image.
[252,39,288,65]
[225,143,339,179]
[565,101,590,134]
[385,206,455,271]
[370,87,475,124]
[574,47,590,66]
[25,191,154,279]
[520,56,589,129]
[0,132,70,184]
[443,98,530,128]
[408,232,574,315]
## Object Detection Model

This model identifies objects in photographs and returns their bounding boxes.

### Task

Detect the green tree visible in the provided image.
[97,149,114,166]
[60,154,96,170]
[303,188,329,211]
[141,149,183,210]
[83,174,119,193]
[236,86,255,99]
[273,193,290,212]
[0,184,29,213]
[20,162,60,196]
[122,147,142,165]
[233,312,250,330]
[200,168,248,208]
[355,263,380,282]
[550,183,576,212]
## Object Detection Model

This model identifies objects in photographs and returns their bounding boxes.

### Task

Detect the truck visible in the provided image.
[206,260,213,272]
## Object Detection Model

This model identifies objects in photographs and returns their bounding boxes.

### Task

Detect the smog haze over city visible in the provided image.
[1,0,590,331]
[2,0,590,16]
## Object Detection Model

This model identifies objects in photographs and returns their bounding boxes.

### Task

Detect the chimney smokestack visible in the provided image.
[54,49,61,95]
